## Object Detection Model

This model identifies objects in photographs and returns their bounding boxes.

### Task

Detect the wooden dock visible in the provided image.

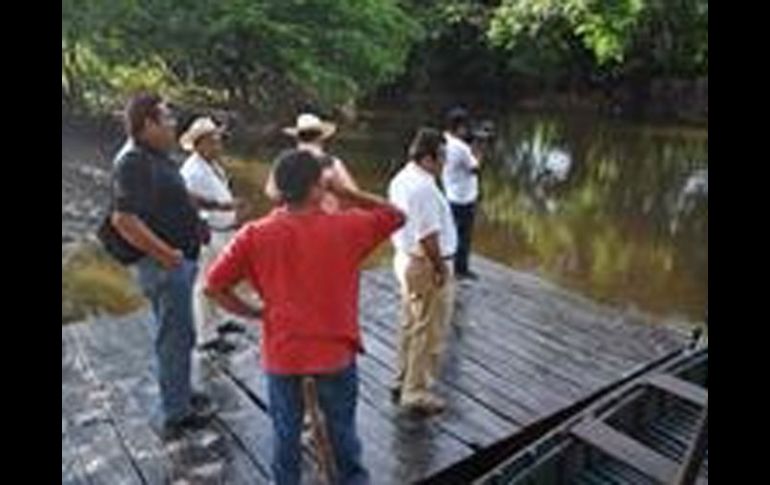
[62,255,689,485]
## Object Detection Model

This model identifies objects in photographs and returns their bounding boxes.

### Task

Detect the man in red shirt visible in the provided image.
[204,149,404,485]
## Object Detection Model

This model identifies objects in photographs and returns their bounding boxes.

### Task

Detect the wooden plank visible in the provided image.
[62,252,692,484]
[210,341,404,478]
[674,404,707,485]
[62,327,146,485]
[364,265,683,392]
[62,413,91,485]
[195,355,279,483]
[360,288,589,404]
[66,419,144,485]
[485,281,683,363]
[451,277,654,368]
[204,345,337,484]
[216,331,489,483]
[116,316,272,485]
[361,307,574,421]
[646,374,708,407]
[362,266,686,414]
[373,254,683,360]
[353,358,481,483]
[70,322,172,484]
[468,255,652,337]
[231,316,520,452]
[219,337,477,483]
[366,301,594,405]
[571,420,707,485]
[359,343,518,449]
[370,262,684,366]
[70,315,270,484]
[452,317,600,397]
[363,269,640,380]
[466,290,642,370]
[361,322,539,426]
[62,331,94,485]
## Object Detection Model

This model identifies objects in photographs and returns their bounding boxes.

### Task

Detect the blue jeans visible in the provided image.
[136,257,198,423]
[450,202,476,275]
[267,363,369,485]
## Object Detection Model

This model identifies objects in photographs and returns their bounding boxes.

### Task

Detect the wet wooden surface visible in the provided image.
[62,255,688,484]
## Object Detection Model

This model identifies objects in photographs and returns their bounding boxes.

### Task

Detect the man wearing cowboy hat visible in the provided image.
[180,116,245,352]
[265,112,359,213]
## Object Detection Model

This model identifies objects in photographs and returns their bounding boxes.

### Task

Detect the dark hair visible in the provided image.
[445,106,469,132]
[125,92,163,138]
[408,127,445,162]
[273,149,322,204]
[297,129,324,143]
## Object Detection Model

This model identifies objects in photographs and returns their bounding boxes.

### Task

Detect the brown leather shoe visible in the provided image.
[401,394,446,415]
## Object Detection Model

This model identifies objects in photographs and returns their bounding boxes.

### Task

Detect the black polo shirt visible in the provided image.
[113,142,200,260]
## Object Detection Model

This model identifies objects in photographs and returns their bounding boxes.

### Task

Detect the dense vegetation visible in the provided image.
[62,0,707,118]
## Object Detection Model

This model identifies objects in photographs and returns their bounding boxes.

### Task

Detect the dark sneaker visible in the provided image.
[389,385,401,403]
[217,320,247,335]
[162,411,213,439]
[191,392,217,417]
[401,394,446,416]
[198,338,237,354]
[456,271,479,281]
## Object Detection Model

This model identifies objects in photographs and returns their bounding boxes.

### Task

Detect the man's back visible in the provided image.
[389,162,457,258]
[441,132,479,204]
[207,205,402,374]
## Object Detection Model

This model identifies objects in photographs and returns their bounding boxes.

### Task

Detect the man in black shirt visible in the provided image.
[110,93,212,436]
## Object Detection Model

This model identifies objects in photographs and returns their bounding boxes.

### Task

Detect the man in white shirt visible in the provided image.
[441,107,481,280]
[179,117,243,350]
[388,127,457,415]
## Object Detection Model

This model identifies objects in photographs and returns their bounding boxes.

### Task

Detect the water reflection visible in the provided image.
[245,109,707,322]
[478,114,707,320]
[497,121,574,214]
[671,168,707,235]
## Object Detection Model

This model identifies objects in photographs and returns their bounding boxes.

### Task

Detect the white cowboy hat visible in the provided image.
[179,117,224,152]
[282,113,336,140]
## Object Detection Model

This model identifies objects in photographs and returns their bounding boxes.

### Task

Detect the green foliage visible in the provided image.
[62,0,707,115]
[62,0,420,113]
[489,0,707,76]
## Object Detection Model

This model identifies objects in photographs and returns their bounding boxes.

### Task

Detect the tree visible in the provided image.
[62,0,421,114]
[488,0,707,78]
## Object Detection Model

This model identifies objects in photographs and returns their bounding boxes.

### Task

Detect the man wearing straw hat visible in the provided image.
[179,116,245,352]
[266,112,359,213]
